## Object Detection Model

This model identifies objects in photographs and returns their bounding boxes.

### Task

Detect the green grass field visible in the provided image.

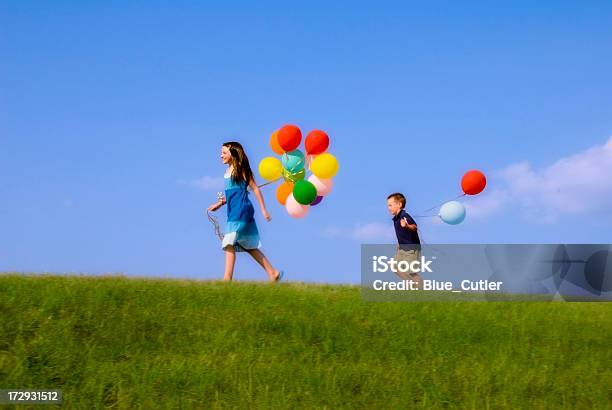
[1,273,610,409]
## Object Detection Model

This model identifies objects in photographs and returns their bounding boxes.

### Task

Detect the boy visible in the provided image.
[387,193,422,288]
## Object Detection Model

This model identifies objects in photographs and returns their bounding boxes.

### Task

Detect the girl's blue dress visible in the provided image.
[221,171,262,252]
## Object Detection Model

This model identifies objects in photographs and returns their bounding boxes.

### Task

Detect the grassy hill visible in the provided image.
[1,273,610,408]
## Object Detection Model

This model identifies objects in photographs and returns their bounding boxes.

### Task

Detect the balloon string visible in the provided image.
[421,193,465,213]
[417,227,428,246]
[288,155,305,173]
[253,177,281,190]
[251,152,310,192]
[206,210,224,241]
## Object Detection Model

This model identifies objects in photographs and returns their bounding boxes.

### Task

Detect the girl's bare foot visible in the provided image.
[273,270,284,282]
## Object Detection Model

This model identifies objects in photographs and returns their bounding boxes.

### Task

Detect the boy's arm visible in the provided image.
[400,216,418,231]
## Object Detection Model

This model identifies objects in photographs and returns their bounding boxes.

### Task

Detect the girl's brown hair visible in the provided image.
[223,141,254,186]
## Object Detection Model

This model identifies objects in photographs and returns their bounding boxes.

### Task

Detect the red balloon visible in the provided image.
[461,170,487,195]
[277,125,302,152]
[305,130,329,155]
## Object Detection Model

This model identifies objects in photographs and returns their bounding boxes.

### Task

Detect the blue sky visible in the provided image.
[1,1,611,283]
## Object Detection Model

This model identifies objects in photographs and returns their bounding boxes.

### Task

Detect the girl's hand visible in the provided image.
[262,209,271,222]
[207,202,222,212]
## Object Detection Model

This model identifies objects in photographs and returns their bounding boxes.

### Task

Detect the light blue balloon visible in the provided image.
[281,150,305,172]
[439,201,466,225]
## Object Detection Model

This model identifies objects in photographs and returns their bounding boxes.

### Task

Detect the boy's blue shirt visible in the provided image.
[392,209,421,245]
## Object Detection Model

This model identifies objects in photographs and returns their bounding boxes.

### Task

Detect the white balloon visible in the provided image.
[307,175,333,196]
[285,194,310,218]
[439,201,466,225]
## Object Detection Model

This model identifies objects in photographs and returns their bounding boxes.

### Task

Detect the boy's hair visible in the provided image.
[387,193,406,208]
[222,141,254,185]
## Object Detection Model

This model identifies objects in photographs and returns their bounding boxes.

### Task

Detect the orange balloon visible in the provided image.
[276,182,294,205]
[270,131,284,155]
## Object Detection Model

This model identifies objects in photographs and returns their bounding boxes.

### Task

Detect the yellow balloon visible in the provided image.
[310,153,339,178]
[258,157,283,181]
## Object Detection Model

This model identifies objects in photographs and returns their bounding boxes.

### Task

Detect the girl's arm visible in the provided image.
[249,177,271,221]
[207,195,226,212]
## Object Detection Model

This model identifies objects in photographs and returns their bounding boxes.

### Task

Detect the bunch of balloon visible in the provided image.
[258,125,339,218]
[438,170,487,225]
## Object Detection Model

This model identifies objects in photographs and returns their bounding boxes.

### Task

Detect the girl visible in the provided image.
[207,141,284,282]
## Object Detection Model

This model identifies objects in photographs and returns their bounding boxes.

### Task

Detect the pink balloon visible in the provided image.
[285,194,310,218]
[307,175,333,196]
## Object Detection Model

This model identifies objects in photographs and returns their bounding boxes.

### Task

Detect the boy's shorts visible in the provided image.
[394,247,422,277]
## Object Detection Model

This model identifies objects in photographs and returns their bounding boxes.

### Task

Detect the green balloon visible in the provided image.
[282,168,305,183]
[293,180,318,205]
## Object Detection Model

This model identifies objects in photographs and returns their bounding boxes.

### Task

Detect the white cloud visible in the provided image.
[351,222,395,241]
[322,226,345,237]
[179,176,224,191]
[467,137,612,222]
[463,189,508,218]
[323,222,395,241]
